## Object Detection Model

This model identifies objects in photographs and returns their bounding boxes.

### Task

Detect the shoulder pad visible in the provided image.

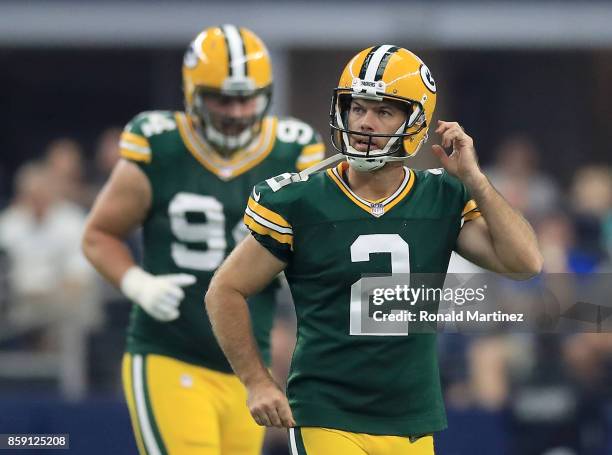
[264,172,308,193]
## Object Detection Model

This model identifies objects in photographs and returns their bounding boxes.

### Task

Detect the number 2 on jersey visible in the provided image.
[349,234,410,336]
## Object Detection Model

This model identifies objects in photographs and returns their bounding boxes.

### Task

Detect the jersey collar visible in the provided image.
[175,112,277,181]
[326,162,415,218]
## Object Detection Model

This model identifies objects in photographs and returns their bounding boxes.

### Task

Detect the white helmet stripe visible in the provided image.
[363,44,395,82]
[222,24,246,78]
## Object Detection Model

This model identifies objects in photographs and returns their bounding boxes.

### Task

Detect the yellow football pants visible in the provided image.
[289,427,435,455]
[122,353,264,455]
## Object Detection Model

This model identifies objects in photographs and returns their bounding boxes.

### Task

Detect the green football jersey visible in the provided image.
[245,161,480,436]
[118,110,324,372]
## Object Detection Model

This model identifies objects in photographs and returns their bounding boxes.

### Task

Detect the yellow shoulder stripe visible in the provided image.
[121,131,149,148]
[297,161,320,172]
[463,211,482,222]
[120,149,151,163]
[244,214,293,248]
[247,197,291,228]
[296,156,324,172]
[298,152,324,163]
[461,199,478,216]
[300,143,325,157]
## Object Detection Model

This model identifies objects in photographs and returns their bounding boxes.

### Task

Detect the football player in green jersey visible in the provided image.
[206,45,543,455]
[82,25,324,455]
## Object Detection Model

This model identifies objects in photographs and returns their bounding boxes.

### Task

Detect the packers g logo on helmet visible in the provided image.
[330,45,437,170]
[182,25,273,154]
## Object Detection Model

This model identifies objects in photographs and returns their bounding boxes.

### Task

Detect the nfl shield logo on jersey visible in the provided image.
[371,203,385,217]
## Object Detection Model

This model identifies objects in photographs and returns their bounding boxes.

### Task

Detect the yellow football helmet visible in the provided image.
[183,25,273,153]
[330,45,437,171]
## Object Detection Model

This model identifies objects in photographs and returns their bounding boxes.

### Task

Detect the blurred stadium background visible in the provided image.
[0,1,611,454]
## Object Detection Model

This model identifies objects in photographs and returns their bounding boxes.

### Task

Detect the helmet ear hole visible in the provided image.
[402,127,428,157]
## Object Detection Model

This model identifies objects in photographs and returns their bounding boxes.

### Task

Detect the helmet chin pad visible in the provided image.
[346,155,387,172]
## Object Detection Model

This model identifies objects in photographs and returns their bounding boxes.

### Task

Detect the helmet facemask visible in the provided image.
[190,85,272,157]
[330,89,427,171]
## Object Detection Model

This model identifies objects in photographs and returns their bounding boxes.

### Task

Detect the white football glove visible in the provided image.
[120,266,196,321]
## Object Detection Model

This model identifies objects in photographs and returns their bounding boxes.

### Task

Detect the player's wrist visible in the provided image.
[243,369,276,390]
[120,266,150,302]
[461,169,488,193]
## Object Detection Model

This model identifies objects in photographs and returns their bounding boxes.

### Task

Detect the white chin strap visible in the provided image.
[205,124,254,152]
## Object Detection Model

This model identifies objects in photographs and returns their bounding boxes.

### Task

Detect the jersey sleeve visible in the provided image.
[436,169,482,227]
[461,197,481,224]
[243,179,294,263]
[295,131,325,172]
[119,113,153,165]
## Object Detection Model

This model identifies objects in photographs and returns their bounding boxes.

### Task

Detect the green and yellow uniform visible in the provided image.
[119,110,324,455]
[245,162,480,455]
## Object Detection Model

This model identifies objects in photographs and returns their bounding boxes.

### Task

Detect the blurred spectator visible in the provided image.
[485,134,560,223]
[562,334,612,453]
[570,166,612,220]
[604,213,612,265]
[536,213,575,273]
[509,336,586,455]
[441,333,531,412]
[92,127,122,187]
[568,165,612,272]
[563,334,612,393]
[0,161,97,343]
[438,333,475,409]
[466,335,513,410]
[451,334,608,455]
[44,137,89,208]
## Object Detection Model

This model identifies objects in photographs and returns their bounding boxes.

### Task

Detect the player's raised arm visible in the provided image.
[432,120,543,278]
[205,235,295,428]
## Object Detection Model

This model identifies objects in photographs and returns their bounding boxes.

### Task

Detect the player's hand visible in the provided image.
[431,120,484,187]
[247,379,296,428]
[120,266,196,321]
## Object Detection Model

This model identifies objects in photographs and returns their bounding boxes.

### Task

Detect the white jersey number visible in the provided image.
[168,193,243,271]
[277,119,314,145]
[141,112,176,137]
[349,234,410,335]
